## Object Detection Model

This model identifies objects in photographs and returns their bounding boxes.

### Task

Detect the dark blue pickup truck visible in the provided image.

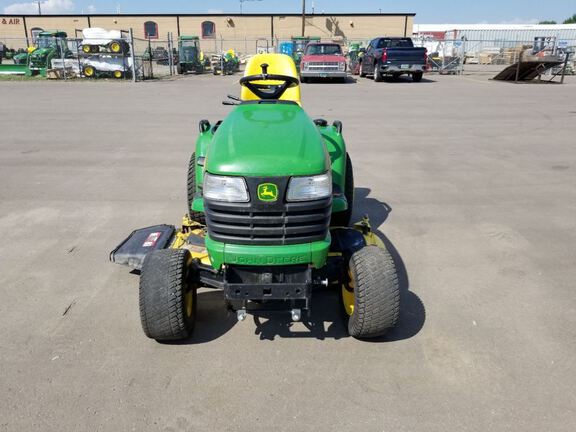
[359,37,427,82]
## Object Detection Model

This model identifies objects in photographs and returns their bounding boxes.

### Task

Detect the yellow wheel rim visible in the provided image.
[110,42,121,53]
[342,269,355,316]
[82,45,91,53]
[113,70,122,79]
[184,291,193,318]
[84,66,94,77]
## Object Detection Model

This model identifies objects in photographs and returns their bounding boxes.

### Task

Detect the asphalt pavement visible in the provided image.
[1,73,575,431]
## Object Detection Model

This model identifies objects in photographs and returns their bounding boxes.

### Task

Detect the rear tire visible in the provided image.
[342,246,400,339]
[177,64,183,75]
[374,64,383,82]
[109,41,122,53]
[412,71,423,82]
[331,153,354,227]
[139,249,196,341]
[359,61,366,77]
[187,152,206,224]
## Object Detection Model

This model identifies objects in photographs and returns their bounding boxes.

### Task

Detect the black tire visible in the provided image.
[300,76,308,83]
[359,61,366,77]
[374,63,383,82]
[139,249,196,341]
[187,152,206,224]
[412,72,423,82]
[343,246,400,339]
[177,64,183,75]
[331,153,354,227]
[83,65,96,78]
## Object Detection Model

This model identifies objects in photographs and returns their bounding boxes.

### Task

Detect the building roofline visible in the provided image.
[1,12,416,18]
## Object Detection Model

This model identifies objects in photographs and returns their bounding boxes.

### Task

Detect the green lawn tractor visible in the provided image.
[177,36,209,74]
[212,49,240,75]
[111,53,400,341]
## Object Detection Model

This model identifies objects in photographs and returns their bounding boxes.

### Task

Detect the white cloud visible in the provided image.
[87,4,96,14]
[207,9,224,14]
[4,0,74,14]
[498,18,539,25]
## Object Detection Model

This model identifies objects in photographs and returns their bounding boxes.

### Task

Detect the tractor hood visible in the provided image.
[205,103,330,177]
[30,48,51,59]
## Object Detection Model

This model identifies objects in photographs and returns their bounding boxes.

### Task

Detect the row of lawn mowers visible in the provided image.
[111,53,401,342]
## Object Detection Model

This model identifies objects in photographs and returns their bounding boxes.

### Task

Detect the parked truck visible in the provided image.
[300,42,347,82]
[291,36,320,71]
[359,37,427,82]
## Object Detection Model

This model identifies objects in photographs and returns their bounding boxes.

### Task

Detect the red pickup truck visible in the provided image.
[299,42,347,83]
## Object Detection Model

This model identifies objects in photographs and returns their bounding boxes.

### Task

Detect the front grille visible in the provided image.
[306,62,340,71]
[205,176,331,246]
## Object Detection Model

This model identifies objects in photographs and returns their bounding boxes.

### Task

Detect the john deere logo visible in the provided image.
[257,183,278,202]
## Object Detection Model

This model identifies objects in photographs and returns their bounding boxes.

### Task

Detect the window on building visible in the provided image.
[144,21,158,39]
[201,21,216,39]
[31,27,43,42]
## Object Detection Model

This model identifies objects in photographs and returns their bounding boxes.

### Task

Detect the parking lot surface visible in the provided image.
[1,74,575,432]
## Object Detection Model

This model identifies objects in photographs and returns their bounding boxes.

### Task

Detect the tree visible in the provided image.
[539,20,557,24]
[564,14,576,24]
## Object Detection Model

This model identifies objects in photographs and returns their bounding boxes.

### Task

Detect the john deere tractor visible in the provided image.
[27,30,71,76]
[111,53,400,341]
[177,36,209,74]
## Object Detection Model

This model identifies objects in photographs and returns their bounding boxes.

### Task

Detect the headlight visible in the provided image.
[287,173,332,202]
[339,62,346,71]
[303,62,309,70]
[203,173,249,202]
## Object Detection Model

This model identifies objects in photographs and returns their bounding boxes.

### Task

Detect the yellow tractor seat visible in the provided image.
[240,53,301,104]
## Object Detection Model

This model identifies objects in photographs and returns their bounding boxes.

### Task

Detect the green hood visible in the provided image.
[30,48,52,59]
[206,103,330,177]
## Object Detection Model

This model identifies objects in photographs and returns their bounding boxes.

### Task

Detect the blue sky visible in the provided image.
[1,0,574,23]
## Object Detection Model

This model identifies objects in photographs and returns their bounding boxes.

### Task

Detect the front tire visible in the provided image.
[187,152,206,224]
[83,65,96,78]
[139,249,196,341]
[341,246,400,339]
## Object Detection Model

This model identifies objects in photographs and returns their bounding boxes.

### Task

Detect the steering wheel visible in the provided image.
[239,63,299,100]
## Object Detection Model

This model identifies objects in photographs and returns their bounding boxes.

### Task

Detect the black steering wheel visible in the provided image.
[239,63,299,100]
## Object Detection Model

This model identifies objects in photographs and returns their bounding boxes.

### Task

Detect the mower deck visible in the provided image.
[111,215,377,317]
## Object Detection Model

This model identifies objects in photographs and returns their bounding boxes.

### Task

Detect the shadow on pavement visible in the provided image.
[249,187,426,342]
[351,187,426,343]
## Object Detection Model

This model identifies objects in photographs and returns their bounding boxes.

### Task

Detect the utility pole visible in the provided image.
[301,0,306,36]
[37,1,41,15]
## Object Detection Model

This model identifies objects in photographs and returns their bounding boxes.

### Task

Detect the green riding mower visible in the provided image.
[111,53,400,341]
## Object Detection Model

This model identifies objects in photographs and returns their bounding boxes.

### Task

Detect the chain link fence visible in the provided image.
[2,31,575,81]
[412,36,576,76]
